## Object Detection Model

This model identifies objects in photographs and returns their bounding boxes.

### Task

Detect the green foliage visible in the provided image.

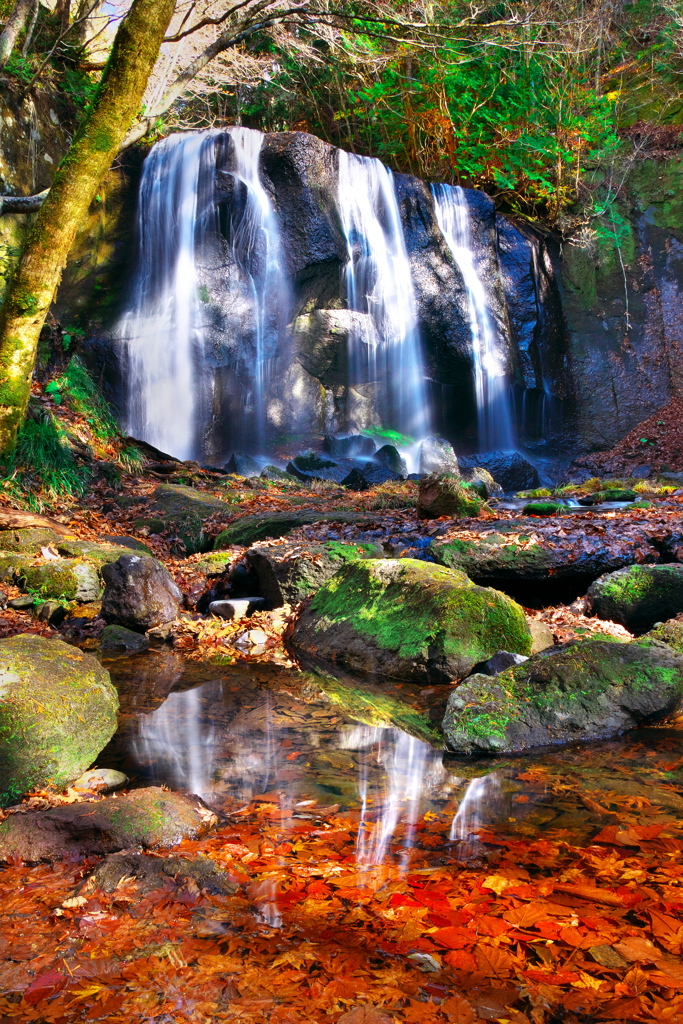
[60,68,99,111]
[361,427,414,447]
[50,357,118,442]
[0,415,91,508]
[4,54,34,85]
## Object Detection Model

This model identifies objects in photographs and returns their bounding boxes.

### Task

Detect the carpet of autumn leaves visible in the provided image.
[4,738,683,1024]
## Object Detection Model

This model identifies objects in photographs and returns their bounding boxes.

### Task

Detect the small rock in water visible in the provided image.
[100,624,151,653]
[224,453,262,478]
[209,598,264,620]
[472,650,529,676]
[72,768,128,794]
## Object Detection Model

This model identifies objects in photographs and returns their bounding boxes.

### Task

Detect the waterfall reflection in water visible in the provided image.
[432,183,514,451]
[338,151,429,439]
[123,673,503,871]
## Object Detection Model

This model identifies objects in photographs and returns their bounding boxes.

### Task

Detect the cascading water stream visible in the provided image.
[117,127,289,460]
[224,127,290,448]
[338,151,429,439]
[431,183,514,450]
[118,131,216,460]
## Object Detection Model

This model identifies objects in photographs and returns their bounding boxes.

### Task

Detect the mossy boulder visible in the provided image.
[152,484,233,554]
[0,787,216,861]
[586,564,683,633]
[246,539,385,607]
[290,558,532,683]
[100,625,151,653]
[418,474,483,519]
[0,527,71,554]
[214,510,368,548]
[0,635,119,806]
[0,553,29,581]
[18,558,102,602]
[57,538,153,566]
[443,638,683,754]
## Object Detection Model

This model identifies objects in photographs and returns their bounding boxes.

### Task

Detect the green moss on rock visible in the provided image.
[443,638,683,754]
[642,618,683,654]
[215,510,368,549]
[523,501,564,516]
[418,474,483,519]
[18,559,101,602]
[0,527,71,554]
[291,558,531,682]
[586,563,683,633]
[0,634,119,806]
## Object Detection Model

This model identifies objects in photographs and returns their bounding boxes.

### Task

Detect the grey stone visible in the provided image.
[101,554,183,631]
[72,768,128,793]
[208,598,265,620]
[323,434,376,458]
[374,445,406,476]
[418,437,460,476]
[458,451,539,492]
[246,539,385,607]
[100,624,151,652]
[224,453,262,477]
[8,595,35,610]
[18,559,102,603]
[36,601,67,627]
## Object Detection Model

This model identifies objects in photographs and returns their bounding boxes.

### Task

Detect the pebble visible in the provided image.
[72,768,128,794]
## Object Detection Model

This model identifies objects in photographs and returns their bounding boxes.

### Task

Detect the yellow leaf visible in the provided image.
[572,971,603,991]
[482,874,510,895]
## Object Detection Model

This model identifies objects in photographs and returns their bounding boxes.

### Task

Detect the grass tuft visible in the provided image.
[1,415,91,509]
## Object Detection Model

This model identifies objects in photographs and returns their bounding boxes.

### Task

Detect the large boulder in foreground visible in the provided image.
[443,639,683,754]
[101,554,183,631]
[0,787,216,861]
[586,564,683,633]
[0,635,118,806]
[290,558,532,682]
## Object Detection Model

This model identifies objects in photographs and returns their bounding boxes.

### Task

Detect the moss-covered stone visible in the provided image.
[586,563,683,633]
[522,501,564,516]
[246,539,385,607]
[0,527,72,554]
[418,473,483,519]
[215,510,368,548]
[641,618,683,654]
[0,787,216,861]
[0,552,28,581]
[443,638,683,754]
[593,488,637,503]
[291,558,531,683]
[151,484,233,554]
[57,538,152,566]
[0,634,119,806]
[18,559,102,602]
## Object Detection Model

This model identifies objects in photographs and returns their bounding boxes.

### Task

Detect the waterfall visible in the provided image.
[118,131,216,460]
[432,184,514,450]
[117,127,289,461]
[338,152,429,439]
[222,127,290,448]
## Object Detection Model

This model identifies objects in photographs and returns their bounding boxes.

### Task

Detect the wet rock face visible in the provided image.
[457,451,539,492]
[443,639,683,754]
[101,554,183,631]
[0,787,217,862]
[586,564,683,634]
[0,634,119,806]
[291,557,532,683]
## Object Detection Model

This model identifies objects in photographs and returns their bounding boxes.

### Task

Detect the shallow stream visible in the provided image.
[100,650,683,863]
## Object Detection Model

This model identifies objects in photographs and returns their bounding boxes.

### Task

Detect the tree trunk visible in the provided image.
[0,0,176,455]
[0,0,34,66]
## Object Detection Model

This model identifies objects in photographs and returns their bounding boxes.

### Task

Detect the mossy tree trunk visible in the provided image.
[0,0,175,455]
